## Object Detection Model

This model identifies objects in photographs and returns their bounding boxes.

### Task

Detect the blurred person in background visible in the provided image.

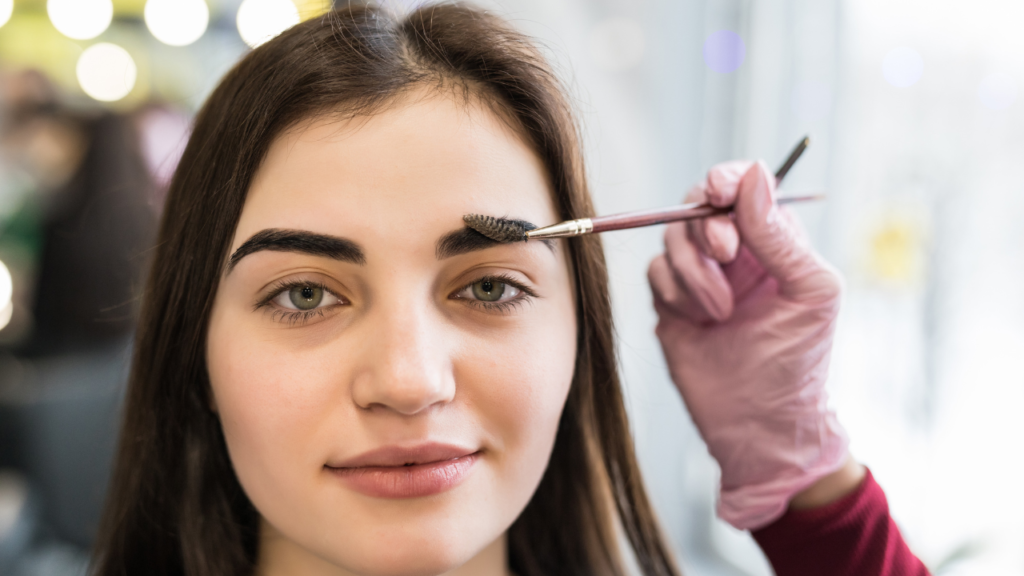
[0,68,156,575]
[0,69,154,355]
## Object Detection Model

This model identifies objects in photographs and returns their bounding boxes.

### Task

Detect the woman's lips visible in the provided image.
[325,443,480,499]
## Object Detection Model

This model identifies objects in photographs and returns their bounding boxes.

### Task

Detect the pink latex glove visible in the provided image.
[647,160,849,530]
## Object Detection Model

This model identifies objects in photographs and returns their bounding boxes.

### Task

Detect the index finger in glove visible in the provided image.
[686,162,750,264]
[662,219,735,322]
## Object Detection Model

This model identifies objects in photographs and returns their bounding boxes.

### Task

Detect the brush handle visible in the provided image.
[525,137,814,240]
[590,202,725,233]
[589,194,821,233]
[591,137,812,233]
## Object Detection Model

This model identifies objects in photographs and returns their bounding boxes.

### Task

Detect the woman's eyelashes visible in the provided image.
[451,274,536,314]
[256,280,346,325]
[254,273,535,325]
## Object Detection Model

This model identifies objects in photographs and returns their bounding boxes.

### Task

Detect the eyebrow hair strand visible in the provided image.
[227,228,366,272]
[436,227,500,259]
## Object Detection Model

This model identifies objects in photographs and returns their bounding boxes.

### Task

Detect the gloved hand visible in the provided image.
[647,160,849,530]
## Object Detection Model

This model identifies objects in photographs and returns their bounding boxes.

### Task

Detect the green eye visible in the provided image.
[472,279,506,302]
[288,285,323,310]
[266,282,342,318]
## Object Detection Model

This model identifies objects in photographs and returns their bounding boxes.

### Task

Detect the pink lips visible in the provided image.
[325,443,480,498]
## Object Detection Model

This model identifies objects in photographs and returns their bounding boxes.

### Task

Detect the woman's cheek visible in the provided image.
[458,301,578,471]
[207,313,346,501]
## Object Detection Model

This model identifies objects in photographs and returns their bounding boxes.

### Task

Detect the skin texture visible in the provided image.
[206,91,577,576]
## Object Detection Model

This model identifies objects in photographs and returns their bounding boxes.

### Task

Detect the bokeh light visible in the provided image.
[702,30,745,74]
[589,17,645,72]
[0,0,13,30]
[236,0,300,49]
[293,0,333,20]
[882,46,924,88]
[47,0,113,41]
[869,219,923,285]
[791,80,832,122]
[145,0,209,47]
[977,73,1017,110]
[0,302,11,332]
[76,43,137,102]
[0,260,11,312]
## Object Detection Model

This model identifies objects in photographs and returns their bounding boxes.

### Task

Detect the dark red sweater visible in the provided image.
[752,469,930,576]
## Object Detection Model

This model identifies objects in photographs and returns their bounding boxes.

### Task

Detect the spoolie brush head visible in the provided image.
[462,214,533,243]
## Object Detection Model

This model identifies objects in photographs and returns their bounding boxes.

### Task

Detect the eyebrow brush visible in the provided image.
[465,136,819,242]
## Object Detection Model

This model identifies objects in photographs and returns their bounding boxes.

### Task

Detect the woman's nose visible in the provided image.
[350,304,456,415]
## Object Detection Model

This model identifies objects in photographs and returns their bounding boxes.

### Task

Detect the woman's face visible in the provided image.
[206,91,577,576]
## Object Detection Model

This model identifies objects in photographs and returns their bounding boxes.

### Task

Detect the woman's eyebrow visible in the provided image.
[227,228,366,272]
[436,221,553,259]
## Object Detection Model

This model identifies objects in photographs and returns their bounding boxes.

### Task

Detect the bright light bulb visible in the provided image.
[236,0,299,48]
[145,0,209,47]
[48,0,113,40]
[0,0,14,30]
[0,260,12,311]
[77,43,137,102]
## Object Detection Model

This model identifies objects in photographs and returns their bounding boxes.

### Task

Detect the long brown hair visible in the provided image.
[92,3,679,575]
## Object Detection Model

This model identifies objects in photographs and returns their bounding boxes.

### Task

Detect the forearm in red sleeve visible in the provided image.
[751,468,930,576]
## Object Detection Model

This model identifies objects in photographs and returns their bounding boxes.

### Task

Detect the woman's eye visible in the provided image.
[461,278,521,303]
[272,284,340,310]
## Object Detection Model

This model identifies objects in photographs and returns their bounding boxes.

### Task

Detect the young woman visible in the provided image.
[92,3,929,575]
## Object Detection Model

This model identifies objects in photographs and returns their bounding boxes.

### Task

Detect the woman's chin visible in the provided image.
[327,541,477,576]
[261,513,491,576]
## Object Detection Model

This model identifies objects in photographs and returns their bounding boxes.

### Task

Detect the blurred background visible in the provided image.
[0,0,1021,574]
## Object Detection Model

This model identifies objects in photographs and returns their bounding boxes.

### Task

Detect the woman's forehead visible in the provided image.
[234,92,559,253]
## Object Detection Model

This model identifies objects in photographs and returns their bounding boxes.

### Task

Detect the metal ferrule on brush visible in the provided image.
[525,218,594,240]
